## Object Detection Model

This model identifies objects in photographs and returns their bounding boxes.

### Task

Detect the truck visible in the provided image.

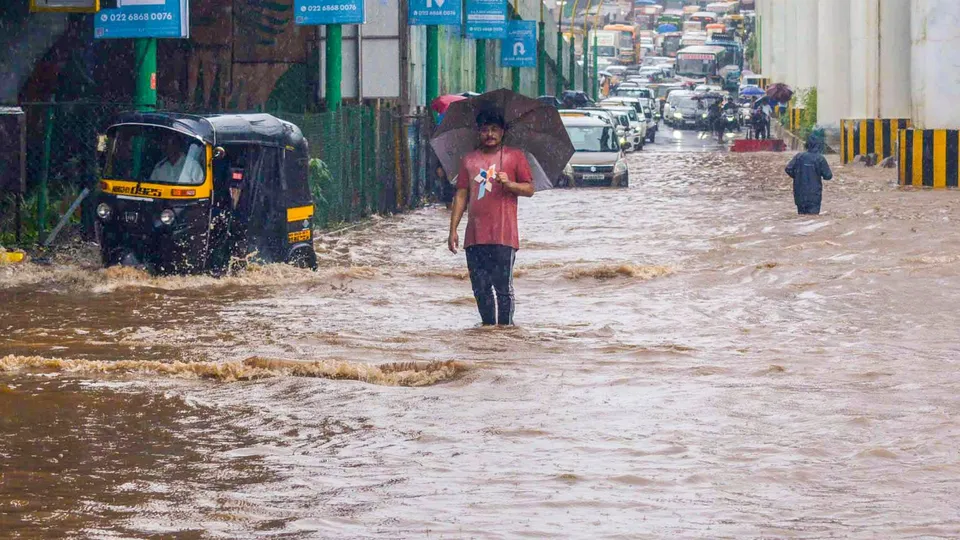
[588,30,620,64]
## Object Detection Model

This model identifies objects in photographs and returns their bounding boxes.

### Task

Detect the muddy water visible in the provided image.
[3,142,960,538]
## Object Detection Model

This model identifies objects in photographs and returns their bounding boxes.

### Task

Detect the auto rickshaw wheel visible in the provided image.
[288,247,318,271]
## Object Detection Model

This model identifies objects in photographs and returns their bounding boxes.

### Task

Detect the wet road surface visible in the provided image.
[3,129,960,538]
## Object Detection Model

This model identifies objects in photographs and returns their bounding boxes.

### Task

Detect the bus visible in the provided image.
[604,23,638,64]
[660,32,683,57]
[689,12,719,27]
[705,33,743,69]
[675,45,729,81]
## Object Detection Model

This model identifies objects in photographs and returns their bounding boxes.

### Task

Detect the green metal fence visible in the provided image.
[0,102,435,246]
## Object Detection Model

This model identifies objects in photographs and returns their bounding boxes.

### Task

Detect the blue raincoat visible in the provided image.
[785,135,833,215]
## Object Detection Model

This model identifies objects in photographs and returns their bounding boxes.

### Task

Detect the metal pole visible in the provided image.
[476,39,487,93]
[593,33,598,100]
[556,33,564,95]
[426,25,440,108]
[37,103,54,236]
[134,38,157,110]
[538,3,546,96]
[569,0,582,90]
[326,24,343,111]
[511,0,520,94]
[591,0,604,101]
[582,27,589,94]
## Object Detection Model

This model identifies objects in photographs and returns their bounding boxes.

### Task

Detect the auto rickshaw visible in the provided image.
[95,112,318,275]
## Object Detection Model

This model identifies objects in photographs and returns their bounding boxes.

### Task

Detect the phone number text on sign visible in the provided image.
[295,0,365,24]
[102,12,174,22]
[303,3,357,11]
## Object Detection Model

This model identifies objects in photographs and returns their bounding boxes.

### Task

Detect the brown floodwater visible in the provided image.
[3,135,960,538]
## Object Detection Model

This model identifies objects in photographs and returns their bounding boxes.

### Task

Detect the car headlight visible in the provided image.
[159,209,176,225]
[614,160,628,175]
[96,203,111,220]
[702,113,709,119]
[674,112,683,119]
[563,162,573,176]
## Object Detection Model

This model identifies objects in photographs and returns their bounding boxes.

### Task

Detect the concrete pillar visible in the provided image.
[759,0,773,76]
[783,0,798,87]
[794,0,818,90]
[879,0,911,118]
[770,0,787,82]
[910,0,960,129]
[817,0,851,127]
[849,0,879,118]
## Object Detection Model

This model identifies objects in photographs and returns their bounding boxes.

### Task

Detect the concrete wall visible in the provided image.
[794,0,818,90]
[849,0,880,118]
[879,0,911,118]
[909,0,960,129]
[817,0,851,127]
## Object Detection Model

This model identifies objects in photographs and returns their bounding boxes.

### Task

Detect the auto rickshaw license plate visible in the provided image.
[124,212,138,223]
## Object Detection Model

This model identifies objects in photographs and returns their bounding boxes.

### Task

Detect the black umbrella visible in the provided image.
[430,88,575,191]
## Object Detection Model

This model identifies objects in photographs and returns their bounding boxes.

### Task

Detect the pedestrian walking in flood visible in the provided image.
[786,132,833,215]
[447,109,534,326]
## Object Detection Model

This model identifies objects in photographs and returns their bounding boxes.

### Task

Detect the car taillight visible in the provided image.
[171,189,196,197]
[99,181,108,191]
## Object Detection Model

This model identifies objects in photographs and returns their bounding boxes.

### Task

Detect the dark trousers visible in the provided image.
[465,245,517,326]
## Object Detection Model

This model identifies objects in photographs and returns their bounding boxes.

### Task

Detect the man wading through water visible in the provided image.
[448,109,534,326]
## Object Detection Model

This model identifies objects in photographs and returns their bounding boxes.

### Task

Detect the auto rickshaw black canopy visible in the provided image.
[108,112,306,151]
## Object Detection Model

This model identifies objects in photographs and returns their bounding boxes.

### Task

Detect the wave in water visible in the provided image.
[0,355,468,387]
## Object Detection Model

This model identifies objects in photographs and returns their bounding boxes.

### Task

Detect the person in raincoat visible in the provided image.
[786,132,833,215]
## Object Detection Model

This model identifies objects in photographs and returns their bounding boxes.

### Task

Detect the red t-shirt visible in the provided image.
[456,146,533,250]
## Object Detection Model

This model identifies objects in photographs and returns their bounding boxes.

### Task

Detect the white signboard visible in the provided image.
[30,0,99,12]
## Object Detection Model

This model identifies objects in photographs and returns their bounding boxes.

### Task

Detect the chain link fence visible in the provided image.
[0,102,436,246]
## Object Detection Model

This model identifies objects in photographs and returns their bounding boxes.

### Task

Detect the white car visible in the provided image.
[599,103,647,150]
[603,97,658,143]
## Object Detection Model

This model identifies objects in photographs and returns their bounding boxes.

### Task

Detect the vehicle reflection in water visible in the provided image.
[3,146,960,537]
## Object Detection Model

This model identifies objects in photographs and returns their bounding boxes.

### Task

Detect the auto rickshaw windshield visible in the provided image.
[104,125,207,186]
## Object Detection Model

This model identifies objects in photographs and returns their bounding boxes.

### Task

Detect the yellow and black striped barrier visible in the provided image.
[898,129,960,188]
[789,107,804,131]
[840,118,911,165]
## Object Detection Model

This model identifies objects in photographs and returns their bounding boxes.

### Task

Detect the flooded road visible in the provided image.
[3,133,960,538]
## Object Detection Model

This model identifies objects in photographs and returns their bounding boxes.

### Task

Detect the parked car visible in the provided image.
[559,116,629,188]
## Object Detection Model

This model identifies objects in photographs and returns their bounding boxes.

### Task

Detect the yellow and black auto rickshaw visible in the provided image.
[95,112,317,274]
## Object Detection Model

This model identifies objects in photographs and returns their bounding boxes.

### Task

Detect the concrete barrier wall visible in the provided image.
[899,129,960,187]
[840,118,911,164]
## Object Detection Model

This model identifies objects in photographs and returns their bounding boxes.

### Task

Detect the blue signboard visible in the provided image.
[465,0,506,39]
[409,0,461,26]
[294,0,365,25]
[500,20,536,67]
[94,0,189,39]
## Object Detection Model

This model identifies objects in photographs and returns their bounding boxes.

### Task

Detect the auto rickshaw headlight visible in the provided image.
[96,203,112,220]
[159,209,176,225]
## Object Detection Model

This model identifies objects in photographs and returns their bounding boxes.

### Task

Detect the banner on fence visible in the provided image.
[409,0,461,25]
[295,0,365,25]
[500,20,536,67]
[94,0,189,39]
[465,0,506,39]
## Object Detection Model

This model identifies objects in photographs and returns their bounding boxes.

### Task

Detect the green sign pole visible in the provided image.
[427,25,440,108]
[537,20,546,96]
[476,39,487,93]
[555,30,564,95]
[569,37,575,90]
[592,32,598,100]
[134,38,157,110]
[582,29,589,94]
[326,24,343,111]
